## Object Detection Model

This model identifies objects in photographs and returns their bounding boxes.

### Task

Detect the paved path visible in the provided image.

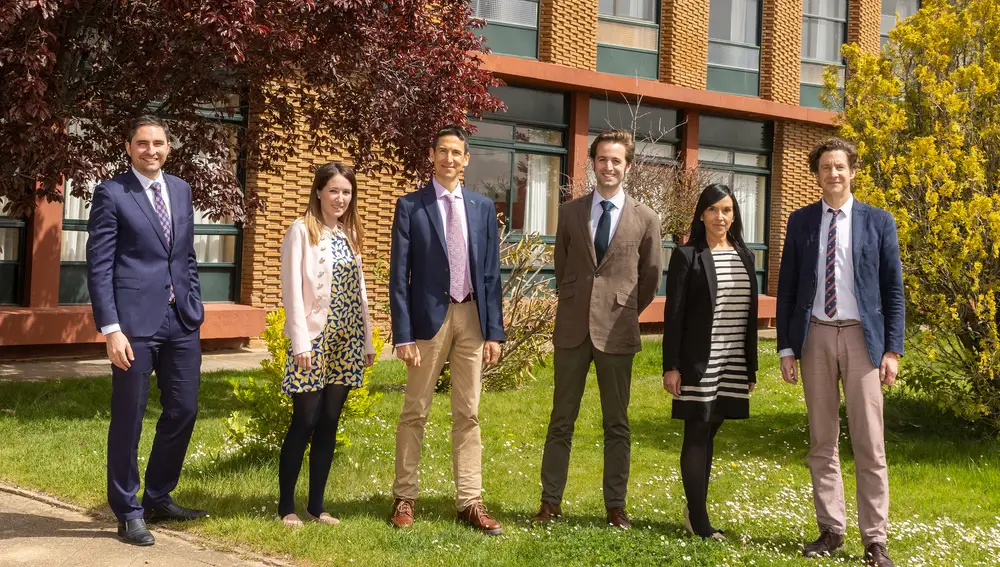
[0,486,286,567]
[0,349,270,381]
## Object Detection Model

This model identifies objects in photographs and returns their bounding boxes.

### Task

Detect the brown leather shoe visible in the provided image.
[606,507,630,529]
[530,501,562,524]
[803,529,845,557]
[864,543,895,567]
[390,498,414,528]
[457,501,503,535]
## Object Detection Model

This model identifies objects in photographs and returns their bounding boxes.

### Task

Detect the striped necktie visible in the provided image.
[823,208,839,318]
[151,182,174,302]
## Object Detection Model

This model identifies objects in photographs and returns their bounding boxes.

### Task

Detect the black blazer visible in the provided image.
[662,242,759,385]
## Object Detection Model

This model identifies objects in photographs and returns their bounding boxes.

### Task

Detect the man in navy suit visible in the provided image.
[388,126,505,534]
[776,137,904,567]
[87,115,208,546]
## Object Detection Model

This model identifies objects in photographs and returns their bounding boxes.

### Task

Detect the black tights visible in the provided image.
[680,417,725,537]
[278,384,352,517]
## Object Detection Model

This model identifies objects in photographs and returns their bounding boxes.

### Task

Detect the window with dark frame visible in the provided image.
[707,0,762,97]
[698,115,772,293]
[801,0,848,108]
[470,0,539,59]
[597,0,660,80]
[0,197,26,306]
[465,85,568,239]
[880,0,919,49]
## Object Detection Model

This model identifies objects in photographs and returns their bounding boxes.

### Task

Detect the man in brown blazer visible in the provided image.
[531,129,662,528]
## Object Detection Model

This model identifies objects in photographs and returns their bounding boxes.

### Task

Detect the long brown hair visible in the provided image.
[303,162,364,253]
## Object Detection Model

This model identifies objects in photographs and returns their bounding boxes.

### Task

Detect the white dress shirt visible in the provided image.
[779,196,861,359]
[589,187,626,244]
[101,168,172,336]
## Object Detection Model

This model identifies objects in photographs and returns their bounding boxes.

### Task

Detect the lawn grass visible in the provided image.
[1,340,998,567]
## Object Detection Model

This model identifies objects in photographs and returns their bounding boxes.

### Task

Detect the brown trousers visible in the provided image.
[540,336,634,509]
[392,302,485,510]
[801,318,889,545]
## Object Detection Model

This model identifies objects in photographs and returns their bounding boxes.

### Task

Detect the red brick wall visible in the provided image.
[660,0,709,89]
[760,0,802,105]
[767,121,836,293]
[539,0,598,70]
[241,112,408,332]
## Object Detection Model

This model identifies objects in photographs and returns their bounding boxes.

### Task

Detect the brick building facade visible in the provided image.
[0,0,918,352]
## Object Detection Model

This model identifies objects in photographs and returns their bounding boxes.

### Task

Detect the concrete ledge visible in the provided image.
[0,304,267,347]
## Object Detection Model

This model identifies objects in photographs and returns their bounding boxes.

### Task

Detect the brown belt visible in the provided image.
[810,316,860,328]
[450,293,475,304]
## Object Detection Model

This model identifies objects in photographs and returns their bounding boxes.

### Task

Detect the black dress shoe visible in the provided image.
[117,518,155,546]
[803,529,845,557]
[864,542,896,567]
[143,502,209,523]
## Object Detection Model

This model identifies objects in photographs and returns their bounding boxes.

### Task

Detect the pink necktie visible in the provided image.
[443,192,469,301]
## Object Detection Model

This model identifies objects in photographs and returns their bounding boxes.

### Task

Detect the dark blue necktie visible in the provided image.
[594,200,614,264]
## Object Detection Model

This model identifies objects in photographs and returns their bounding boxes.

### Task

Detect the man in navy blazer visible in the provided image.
[87,116,207,546]
[776,137,904,567]
[388,126,505,534]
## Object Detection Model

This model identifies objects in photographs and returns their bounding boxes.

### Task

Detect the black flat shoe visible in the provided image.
[117,518,155,546]
[143,502,208,523]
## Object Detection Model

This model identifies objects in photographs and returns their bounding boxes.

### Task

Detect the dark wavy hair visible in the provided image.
[688,183,749,253]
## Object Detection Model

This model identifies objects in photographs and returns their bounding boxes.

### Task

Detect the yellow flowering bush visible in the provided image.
[826,0,1000,432]
[224,309,384,454]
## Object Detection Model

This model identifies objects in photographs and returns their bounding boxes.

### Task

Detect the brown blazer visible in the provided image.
[552,191,663,354]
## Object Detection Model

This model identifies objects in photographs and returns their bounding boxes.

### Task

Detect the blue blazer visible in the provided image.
[776,199,905,367]
[86,171,204,338]
[388,182,504,345]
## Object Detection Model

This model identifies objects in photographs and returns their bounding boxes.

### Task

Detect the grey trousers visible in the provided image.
[540,336,635,509]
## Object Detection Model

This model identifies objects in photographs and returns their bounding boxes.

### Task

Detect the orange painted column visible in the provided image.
[27,197,63,308]
[681,109,700,169]
[567,91,590,198]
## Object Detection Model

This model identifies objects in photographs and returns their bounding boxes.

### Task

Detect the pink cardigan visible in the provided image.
[280,219,375,357]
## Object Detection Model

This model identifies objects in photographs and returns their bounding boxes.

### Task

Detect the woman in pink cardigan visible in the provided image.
[277,162,375,527]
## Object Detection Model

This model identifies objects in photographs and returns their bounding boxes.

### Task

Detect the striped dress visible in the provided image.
[673,248,753,421]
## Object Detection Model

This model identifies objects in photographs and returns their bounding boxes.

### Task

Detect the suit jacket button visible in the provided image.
[595,272,601,278]
[164,285,170,289]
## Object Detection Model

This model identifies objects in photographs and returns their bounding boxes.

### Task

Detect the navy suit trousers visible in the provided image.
[107,304,202,521]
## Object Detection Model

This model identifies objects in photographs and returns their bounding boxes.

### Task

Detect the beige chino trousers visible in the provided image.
[801,318,889,545]
[392,302,485,510]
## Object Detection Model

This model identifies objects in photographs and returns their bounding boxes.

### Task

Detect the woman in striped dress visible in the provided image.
[662,183,759,540]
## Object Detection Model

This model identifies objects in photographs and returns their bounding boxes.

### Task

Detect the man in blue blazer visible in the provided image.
[776,137,904,567]
[388,126,505,534]
[87,116,207,546]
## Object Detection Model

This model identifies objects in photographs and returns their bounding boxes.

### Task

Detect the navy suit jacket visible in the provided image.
[388,181,504,345]
[86,170,204,338]
[776,199,905,367]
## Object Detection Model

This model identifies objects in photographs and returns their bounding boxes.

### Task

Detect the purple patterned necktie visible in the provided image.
[443,191,469,301]
[824,208,839,318]
[151,181,174,302]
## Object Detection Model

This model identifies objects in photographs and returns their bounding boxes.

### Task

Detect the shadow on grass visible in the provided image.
[0,371,256,421]
[632,391,999,468]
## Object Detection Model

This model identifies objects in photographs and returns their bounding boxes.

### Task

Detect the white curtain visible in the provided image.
[523,154,549,235]
[61,181,93,262]
[732,173,765,243]
[731,0,748,43]
[0,229,18,261]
